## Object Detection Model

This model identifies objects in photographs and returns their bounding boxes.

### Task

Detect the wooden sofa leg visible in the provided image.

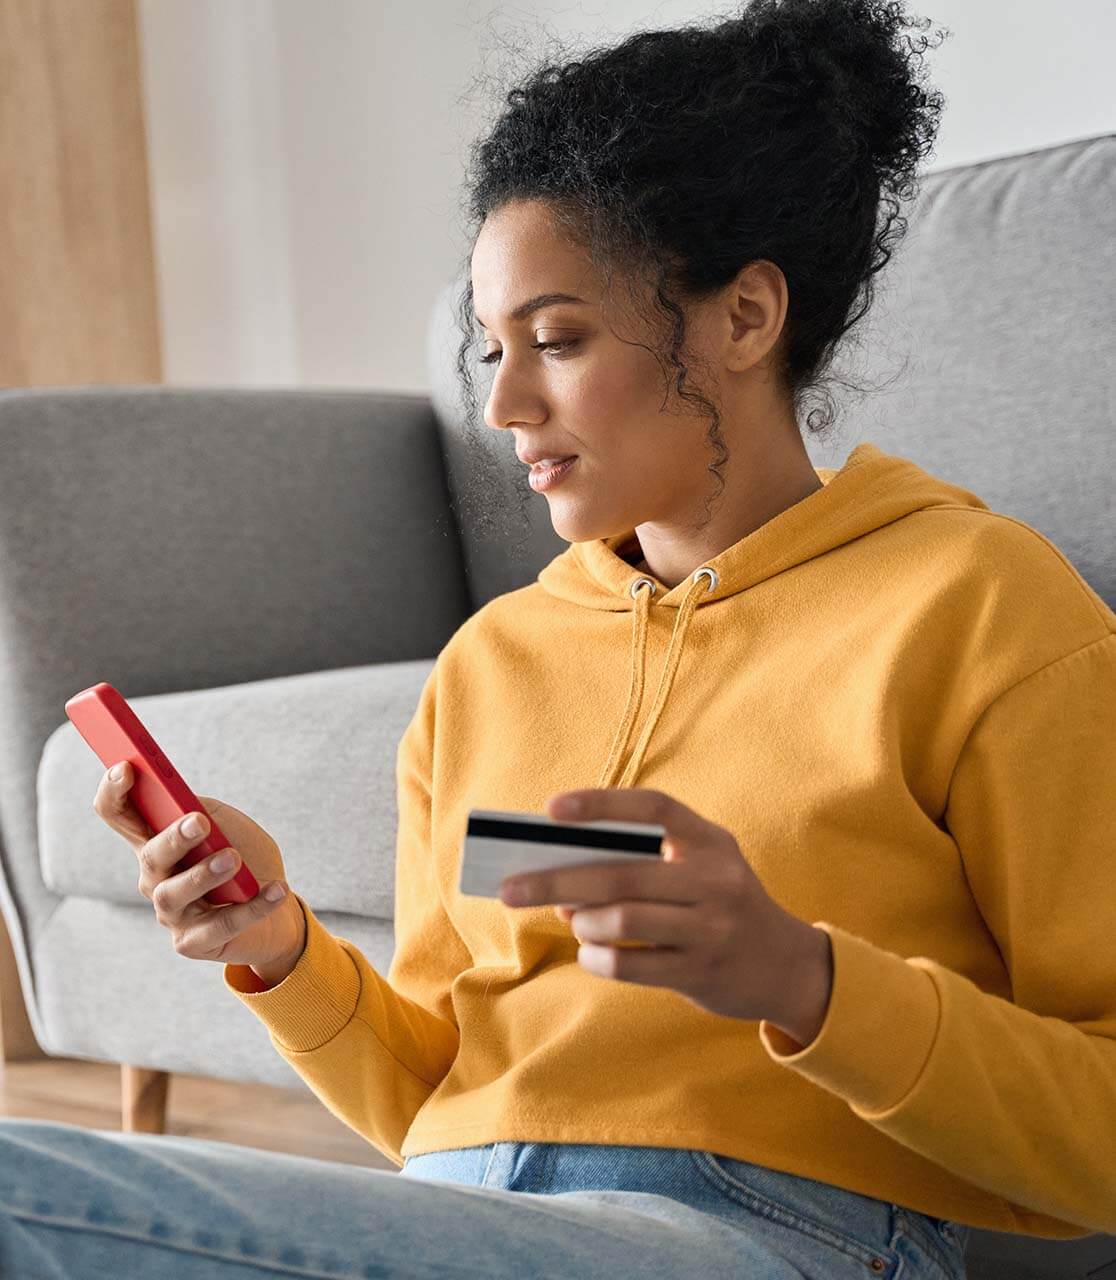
[121,1064,169,1133]
[1,913,47,1065]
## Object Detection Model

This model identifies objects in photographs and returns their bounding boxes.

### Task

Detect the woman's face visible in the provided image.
[470,199,721,546]
[470,198,810,579]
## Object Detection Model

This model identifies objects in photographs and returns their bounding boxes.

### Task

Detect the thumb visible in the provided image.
[255,879,289,906]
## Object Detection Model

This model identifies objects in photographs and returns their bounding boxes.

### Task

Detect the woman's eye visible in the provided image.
[479,339,579,365]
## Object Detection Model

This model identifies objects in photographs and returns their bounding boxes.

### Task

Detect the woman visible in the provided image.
[5,0,1115,1276]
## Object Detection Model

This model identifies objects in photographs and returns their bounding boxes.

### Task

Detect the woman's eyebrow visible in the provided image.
[474,292,588,328]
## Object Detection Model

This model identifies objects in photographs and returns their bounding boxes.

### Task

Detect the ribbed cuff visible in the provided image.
[759,921,941,1115]
[223,893,362,1051]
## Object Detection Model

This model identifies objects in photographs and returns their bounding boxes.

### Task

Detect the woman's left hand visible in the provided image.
[498,787,824,1025]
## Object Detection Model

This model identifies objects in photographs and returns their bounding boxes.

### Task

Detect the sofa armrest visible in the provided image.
[0,386,472,1037]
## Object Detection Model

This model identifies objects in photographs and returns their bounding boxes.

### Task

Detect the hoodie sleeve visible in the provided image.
[758,630,1116,1235]
[223,661,471,1167]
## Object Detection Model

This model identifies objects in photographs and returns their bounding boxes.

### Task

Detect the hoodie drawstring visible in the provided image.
[596,566,719,791]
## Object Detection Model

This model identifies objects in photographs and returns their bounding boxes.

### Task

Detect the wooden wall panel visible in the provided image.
[0,0,162,386]
[0,0,162,1062]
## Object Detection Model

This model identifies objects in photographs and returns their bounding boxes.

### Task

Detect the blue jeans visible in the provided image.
[0,1117,969,1278]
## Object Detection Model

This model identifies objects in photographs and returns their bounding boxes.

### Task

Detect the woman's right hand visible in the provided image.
[93,760,307,973]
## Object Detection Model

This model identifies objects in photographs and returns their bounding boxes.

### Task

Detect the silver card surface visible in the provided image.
[459,807,665,898]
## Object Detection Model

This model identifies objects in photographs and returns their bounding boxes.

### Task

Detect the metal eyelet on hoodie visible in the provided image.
[629,566,718,599]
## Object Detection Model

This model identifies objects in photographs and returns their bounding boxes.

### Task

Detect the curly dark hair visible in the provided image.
[448,0,951,562]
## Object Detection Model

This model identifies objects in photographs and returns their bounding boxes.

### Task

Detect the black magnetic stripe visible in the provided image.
[466,815,661,854]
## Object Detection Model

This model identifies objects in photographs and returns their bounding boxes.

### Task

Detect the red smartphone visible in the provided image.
[64,682,260,906]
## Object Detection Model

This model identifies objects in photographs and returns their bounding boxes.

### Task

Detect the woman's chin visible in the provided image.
[549,512,630,545]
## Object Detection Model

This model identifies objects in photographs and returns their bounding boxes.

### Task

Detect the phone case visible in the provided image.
[64,682,260,905]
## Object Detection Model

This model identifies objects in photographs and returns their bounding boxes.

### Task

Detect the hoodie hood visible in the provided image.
[536,441,990,791]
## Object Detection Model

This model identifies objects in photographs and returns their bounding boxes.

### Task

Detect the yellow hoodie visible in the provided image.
[225,441,1116,1238]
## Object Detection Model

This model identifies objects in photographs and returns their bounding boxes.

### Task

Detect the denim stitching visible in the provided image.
[892,1207,963,1280]
[688,1150,898,1271]
[479,1142,500,1187]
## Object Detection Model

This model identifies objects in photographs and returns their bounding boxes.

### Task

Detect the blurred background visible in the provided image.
[1,0,1114,395]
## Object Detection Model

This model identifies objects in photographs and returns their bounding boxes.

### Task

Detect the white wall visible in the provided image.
[136,0,1116,395]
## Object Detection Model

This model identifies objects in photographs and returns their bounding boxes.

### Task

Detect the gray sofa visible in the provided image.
[2,130,1113,1277]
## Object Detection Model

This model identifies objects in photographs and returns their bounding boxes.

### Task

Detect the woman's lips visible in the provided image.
[528,455,579,491]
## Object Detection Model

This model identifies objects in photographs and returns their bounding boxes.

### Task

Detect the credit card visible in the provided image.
[459,807,666,899]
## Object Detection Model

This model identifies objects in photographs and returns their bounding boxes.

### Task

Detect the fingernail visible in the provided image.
[109,763,125,781]
[264,882,286,902]
[180,813,205,839]
[501,880,527,905]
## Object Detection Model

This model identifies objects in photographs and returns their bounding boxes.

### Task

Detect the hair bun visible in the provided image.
[734,0,950,192]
